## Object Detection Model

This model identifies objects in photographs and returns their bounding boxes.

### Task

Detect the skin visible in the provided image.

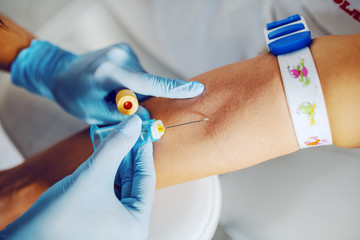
[144,52,298,186]
[312,34,360,147]
[0,14,35,71]
[0,15,360,228]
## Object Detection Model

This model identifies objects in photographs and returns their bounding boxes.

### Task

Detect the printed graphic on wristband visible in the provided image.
[288,58,310,86]
[305,136,328,147]
[277,47,332,149]
[299,102,316,126]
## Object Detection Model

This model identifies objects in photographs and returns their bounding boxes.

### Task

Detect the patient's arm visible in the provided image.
[146,33,360,187]
[1,33,360,228]
[146,51,298,187]
[143,33,360,187]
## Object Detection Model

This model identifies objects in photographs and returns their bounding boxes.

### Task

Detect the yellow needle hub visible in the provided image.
[157,125,165,133]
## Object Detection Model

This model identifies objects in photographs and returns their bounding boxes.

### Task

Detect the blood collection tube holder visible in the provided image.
[90,119,164,150]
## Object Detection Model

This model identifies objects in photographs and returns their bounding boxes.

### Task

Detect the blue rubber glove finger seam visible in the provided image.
[113,42,141,64]
[107,45,145,73]
[130,142,156,209]
[118,151,134,200]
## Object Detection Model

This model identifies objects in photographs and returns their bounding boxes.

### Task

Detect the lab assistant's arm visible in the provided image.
[1,34,360,227]
[1,14,204,124]
[0,14,35,71]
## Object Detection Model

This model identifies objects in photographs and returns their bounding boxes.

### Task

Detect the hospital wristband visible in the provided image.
[264,14,332,148]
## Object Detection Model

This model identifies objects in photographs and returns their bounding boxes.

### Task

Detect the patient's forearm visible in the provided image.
[143,34,360,188]
[143,51,298,188]
[143,34,360,187]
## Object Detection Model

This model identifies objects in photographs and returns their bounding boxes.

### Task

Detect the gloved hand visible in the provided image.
[0,115,156,240]
[11,40,205,124]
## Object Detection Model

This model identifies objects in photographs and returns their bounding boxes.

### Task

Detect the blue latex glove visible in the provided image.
[11,40,205,124]
[0,115,156,240]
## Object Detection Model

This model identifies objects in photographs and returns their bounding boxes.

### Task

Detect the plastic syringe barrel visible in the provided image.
[90,119,156,150]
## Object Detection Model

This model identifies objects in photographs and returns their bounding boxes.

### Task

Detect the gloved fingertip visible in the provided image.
[172,80,205,98]
[189,81,205,95]
[114,115,142,137]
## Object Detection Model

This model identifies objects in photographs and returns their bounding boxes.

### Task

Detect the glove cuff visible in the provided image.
[10,40,76,100]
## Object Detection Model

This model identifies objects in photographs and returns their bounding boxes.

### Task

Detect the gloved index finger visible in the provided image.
[140,72,205,99]
[94,62,205,99]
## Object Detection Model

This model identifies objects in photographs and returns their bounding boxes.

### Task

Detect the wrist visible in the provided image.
[0,14,35,71]
[262,34,360,149]
[10,40,76,100]
[310,34,360,148]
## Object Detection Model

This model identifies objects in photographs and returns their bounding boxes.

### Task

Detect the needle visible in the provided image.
[165,118,209,129]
